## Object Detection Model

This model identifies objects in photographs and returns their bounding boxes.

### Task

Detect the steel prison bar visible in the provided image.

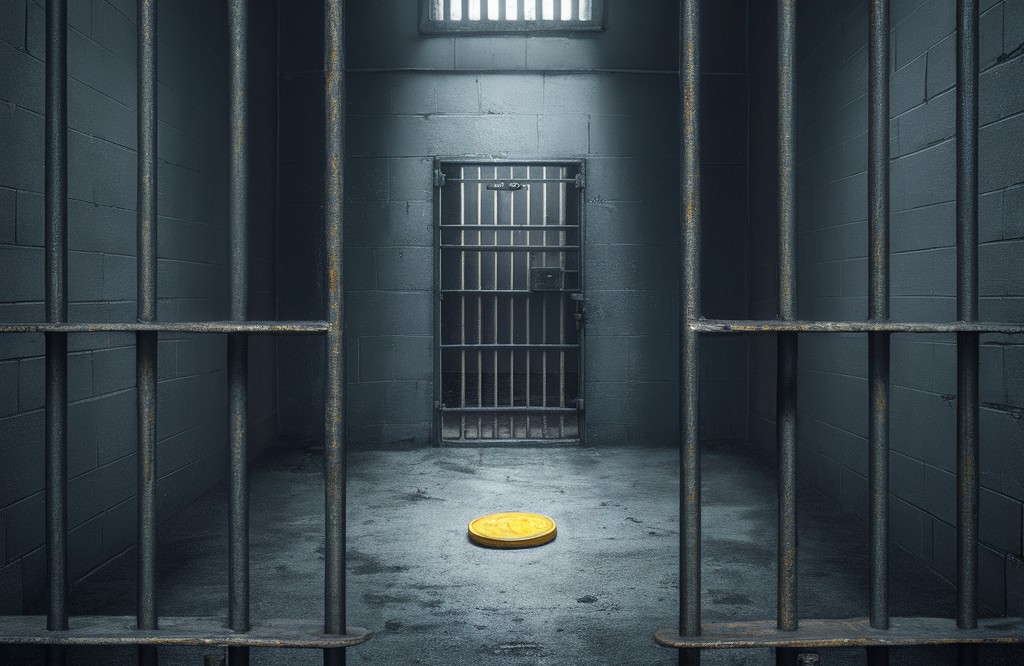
[956,1,981,666]
[44,3,69,666]
[678,0,702,664]
[867,2,892,666]
[136,2,159,666]
[776,2,799,665]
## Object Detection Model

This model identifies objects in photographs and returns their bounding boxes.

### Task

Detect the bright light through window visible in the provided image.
[425,0,600,31]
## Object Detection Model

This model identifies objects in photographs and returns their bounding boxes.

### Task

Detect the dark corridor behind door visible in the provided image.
[435,161,584,445]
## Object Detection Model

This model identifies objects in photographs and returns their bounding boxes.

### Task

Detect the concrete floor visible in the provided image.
[9,441,1020,665]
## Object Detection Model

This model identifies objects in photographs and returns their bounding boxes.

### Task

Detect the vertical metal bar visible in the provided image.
[867,2,891,666]
[44,4,68,666]
[509,166,515,437]
[558,168,566,438]
[477,167,483,439]
[541,168,548,438]
[525,167,532,437]
[461,167,467,440]
[461,0,470,21]
[777,2,799,665]
[137,2,159,665]
[493,167,499,438]
[228,3,250,666]
[956,1,979,665]
[679,1,701,664]
[325,1,348,664]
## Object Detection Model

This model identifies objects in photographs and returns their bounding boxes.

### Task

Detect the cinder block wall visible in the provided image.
[276,0,751,449]
[0,0,278,612]
[748,0,1024,614]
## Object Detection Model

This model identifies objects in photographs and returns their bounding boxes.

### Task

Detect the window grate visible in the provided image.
[421,0,604,33]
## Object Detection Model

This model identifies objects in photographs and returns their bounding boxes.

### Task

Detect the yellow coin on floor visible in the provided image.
[468,512,557,549]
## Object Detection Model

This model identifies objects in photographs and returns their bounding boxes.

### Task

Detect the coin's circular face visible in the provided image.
[468,512,557,549]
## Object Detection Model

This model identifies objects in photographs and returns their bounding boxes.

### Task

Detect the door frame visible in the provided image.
[431,157,588,447]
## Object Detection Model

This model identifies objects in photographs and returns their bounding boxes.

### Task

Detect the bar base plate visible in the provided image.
[656,617,1024,649]
[0,616,370,648]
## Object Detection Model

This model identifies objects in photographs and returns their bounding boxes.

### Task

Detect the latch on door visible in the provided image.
[530,266,563,291]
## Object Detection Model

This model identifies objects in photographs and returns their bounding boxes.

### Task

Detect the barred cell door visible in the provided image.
[434,160,585,445]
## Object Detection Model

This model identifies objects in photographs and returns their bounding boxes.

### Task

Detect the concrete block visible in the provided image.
[0,561,21,614]
[0,187,14,245]
[385,380,433,425]
[586,243,675,292]
[891,52,927,116]
[897,87,954,158]
[101,497,136,561]
[479,75,543,115]
[4,492,42,563]
[68,515,104,582]
[0,0,26,49]
[345,247,377,292]
[896,0,955,70]
[455,36,526,70]
[584,336,628,383]
[538,114,589,157]
[980,488,1023,556]
[0,40,43,114]
[0,360,16,418]
[981,113,1024,193]
[980,543,1007,613]
[91,346,135,396]
[1009,555,1024,615]
[347,201,433,248]
[376,246,432,291]
[388,157,433,203]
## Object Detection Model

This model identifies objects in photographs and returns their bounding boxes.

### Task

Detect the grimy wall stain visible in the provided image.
[0,0,279,612]
[276,0,751,449]
[748,0,1024,615]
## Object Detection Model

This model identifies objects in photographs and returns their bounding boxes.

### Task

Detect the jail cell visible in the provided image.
[436,162,583,444]
[656,0,1024,665]
[0,0,369,663]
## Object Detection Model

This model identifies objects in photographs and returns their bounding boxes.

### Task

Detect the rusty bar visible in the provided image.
[656,616,1024,650]
[688,320,1024,335]
[136,2,159,666]
[866,2,891,666]
[0,321,330,334]
[678,0,701,664]
[325,0,348,663]
[776,2,799,665]
[227,3,250,666]
[955,3,979,666]
[0,616,372,648]
[44,4,68,666]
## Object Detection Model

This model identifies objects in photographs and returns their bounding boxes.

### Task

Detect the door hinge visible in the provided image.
[434,168,447,188]
[574,172,585,190]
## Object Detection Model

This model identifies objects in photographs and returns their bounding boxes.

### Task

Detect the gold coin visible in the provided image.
[468,512,557,549]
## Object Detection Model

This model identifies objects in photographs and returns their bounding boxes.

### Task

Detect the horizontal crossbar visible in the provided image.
[691,319,1024,335]
[655,617,1024,649]
[441,406,578,414]
[0,616,370,649]
[0,321,329,334]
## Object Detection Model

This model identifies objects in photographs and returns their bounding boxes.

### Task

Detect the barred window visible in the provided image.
[422,0,605,33]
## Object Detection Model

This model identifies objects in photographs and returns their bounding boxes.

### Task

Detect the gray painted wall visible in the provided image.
[748,0,1024,615]
[276,0,751,449]
[0,0,278,612]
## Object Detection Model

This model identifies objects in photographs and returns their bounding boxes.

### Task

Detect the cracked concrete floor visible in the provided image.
[9,441,1020,665]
